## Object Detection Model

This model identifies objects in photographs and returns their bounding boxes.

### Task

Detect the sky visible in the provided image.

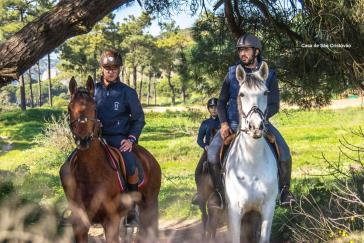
[113,1,207,36]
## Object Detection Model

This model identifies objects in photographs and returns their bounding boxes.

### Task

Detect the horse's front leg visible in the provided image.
[103,216,121,243]
[228,205,242,243]
[259,199,276,243]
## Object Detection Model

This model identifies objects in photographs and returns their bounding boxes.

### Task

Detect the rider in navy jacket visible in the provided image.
[207,34,294,209]
[95,50,144,227]
[192,98,220,205]
[95,79,145,143]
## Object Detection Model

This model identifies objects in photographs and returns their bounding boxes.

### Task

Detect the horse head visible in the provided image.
[68,76,100,150]
[236,61,269,139]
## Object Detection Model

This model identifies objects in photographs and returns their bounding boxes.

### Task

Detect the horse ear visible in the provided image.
[86,75,95,96]
[69,76,77,96]
[236,64,246,85]
[258,61,269,81]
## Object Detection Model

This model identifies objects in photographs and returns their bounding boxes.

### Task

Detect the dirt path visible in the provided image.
[87,219,229,243]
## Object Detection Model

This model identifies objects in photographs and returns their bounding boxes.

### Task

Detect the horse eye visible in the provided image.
[264,90,270,96]
[240,93,245,97]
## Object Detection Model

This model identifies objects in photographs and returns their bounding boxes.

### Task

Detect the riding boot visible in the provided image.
[192,154,206,205]
[208,163,225,209]
[125,183,139,227]
[278,157,296,207]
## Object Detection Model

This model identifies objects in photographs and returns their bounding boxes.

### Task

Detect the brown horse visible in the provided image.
[195,129,225,241]
[59,76,161,243]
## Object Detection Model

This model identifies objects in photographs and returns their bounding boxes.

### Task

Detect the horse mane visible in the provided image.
[243,75,265,89]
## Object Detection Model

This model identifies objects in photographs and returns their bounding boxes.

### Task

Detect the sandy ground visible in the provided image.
[86,219,229,243]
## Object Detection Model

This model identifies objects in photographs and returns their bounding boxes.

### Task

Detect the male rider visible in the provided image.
[94,50,145,226]
[192,98,220,205]
[207,34,294,208]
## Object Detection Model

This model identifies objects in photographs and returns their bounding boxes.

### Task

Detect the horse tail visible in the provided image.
[241,211,261,243]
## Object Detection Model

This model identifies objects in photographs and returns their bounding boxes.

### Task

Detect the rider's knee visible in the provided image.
[122,152,137,176]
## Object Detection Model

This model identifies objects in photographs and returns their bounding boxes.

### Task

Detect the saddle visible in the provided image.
[101,141,145,192]
[68,139,146,192]
[219,131,281,166]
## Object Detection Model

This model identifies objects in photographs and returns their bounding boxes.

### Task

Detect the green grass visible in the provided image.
[0,107,364,221]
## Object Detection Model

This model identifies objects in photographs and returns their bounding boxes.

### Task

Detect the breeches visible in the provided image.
[103,135,137,176]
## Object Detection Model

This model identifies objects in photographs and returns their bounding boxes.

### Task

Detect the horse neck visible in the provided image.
[234,132,266,164]
[240,132,265,151]
[76,139,106,166]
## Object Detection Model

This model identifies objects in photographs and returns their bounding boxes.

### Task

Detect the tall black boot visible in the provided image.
[278,157,296,207]
[125,183,139,227]
[192,153,206,205]
[208,163,225,209]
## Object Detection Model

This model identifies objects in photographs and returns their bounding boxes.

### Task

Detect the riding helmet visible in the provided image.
[236,33,262,51]
[99,50,123,68]
[207,98,218,108]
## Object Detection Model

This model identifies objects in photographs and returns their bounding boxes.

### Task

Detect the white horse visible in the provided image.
[224,61,278,243]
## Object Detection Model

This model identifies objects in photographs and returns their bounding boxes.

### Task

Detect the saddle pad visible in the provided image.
[101,141,145,192]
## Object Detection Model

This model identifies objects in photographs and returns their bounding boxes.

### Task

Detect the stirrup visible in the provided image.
[207,191,224,209]
[124,205,139,227]
[279,186,296,207]
[59,208,72,226]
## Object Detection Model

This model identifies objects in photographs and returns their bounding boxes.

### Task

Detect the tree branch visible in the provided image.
[224,0,242,38]
[249,0,303,42]
[0,0,132,85]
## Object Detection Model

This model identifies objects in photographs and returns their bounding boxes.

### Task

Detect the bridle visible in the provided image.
[68,88,101,147]
[240,105,268,134]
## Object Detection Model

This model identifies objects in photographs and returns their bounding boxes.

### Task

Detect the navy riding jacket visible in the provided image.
[94,78,145,141]
[217,60,279,127]
[197,116,220,149]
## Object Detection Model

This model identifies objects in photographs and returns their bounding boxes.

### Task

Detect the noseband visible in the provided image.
[240,105,268,133]
[68,89,100,147]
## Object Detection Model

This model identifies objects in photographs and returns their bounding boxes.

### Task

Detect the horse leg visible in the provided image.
[199,200,208,240]
[259,201,275,243]
[103,216,121,243]
[138,197,159,242]
[72,221,90,243]
[59,161,77,201]
[228,206,242,243]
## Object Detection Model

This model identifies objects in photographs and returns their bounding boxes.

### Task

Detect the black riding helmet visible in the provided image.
[236,33,263,63]
[207,98,218,109]
[99,50,123,68]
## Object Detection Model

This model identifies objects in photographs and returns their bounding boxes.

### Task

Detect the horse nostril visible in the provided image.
[249,123,253,130]
[259,123,264,130]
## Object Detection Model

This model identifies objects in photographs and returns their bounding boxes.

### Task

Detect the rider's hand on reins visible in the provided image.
[220,122,231,140]
[120,139,133,152]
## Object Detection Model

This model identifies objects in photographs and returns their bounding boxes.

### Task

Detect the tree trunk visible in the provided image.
[132,65,137,90]
[20,75,26,110]
[147,70,152,106]
[121,66,125,82]
[47,53,52,106]
[0,0,131,85]
[93,52,97,81]
[154,72,157,106]
[182,87,187,104]
[167,69,176,106]
[37,61,42,106]
[126,67,131,86]
[139,66,144,100]
[28,69,34,108]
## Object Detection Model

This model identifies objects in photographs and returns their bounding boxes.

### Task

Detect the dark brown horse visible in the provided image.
[195,129,225,241]
[59,76,161,243]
